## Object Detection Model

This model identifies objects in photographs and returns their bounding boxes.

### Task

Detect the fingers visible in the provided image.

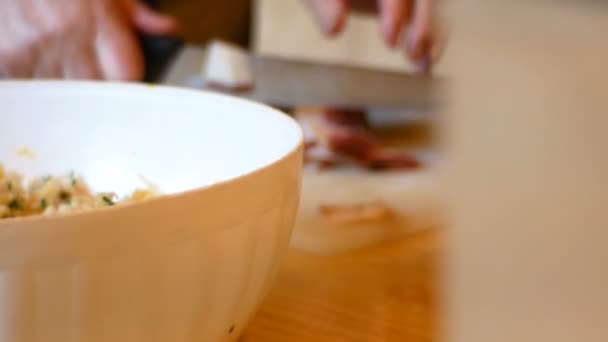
[37,24,101,79]
[378,0,441,73]
[378,0,411,48]
[33,49,62,78]
[304,0,348,36]
[61,43,102,80]
[96,0,178,80]
[0,0,151,81]
[95,4,143,81]
[406,0,432,60]
[129,0,178,36]
[304,0,443,73]
[96,27,143,81]
[405,0,437,73]
[1,53,35,78]
[95,0,175,80]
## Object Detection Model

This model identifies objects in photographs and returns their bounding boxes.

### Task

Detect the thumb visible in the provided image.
[129,1,178,36]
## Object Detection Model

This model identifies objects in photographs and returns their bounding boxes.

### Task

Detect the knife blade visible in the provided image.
[160,43,439,109]
[246,55,436,108]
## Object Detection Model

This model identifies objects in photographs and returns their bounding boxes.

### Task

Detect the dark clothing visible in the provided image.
[159,0,252,46]
[140,0,251,82]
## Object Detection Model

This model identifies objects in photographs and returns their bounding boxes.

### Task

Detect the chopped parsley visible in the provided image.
[40,198,48,210]
[102,196,115,206]
[6,181,12,191]
[8,199,21,211]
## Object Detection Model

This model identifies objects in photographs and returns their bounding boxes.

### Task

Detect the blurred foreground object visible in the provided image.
[444,1,608,342]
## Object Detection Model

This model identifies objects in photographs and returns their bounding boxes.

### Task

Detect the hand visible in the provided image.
[0,0,176,80]
[304,0,444,73]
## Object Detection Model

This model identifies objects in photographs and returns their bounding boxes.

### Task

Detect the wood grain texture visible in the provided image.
[242,230,439,341]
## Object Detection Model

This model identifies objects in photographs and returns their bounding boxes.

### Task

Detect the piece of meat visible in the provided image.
[322,109,368,127]
[321,109,378,159]
[326,128,377,159]
[296,106,377,159]
[295,107,421,171]
[296,107,344,168]
[361,149,421,170]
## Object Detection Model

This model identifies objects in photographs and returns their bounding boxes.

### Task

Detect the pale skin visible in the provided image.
[305,0,443,73]
[0,0,442,80]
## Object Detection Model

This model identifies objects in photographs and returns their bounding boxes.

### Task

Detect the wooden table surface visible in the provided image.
[241,230,439,342]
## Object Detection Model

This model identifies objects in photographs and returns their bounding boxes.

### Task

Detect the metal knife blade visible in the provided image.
[246,55,436,108]
[161,44,438,109]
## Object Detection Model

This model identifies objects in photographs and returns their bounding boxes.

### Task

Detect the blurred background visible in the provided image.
[2,0,608,341]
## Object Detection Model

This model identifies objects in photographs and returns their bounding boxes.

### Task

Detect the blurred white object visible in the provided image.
[203,40,254,89]
[444,2,608,342]
[0,81,303,342]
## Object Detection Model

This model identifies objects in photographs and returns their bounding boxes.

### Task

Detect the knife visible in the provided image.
[160,42,439,109]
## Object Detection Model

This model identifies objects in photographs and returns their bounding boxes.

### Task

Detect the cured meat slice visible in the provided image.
[295,107,420,171]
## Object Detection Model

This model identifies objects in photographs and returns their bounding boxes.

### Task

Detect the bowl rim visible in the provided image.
[0,80,304,227]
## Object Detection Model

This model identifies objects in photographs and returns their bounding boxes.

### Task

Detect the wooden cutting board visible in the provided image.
[242,230,439,341]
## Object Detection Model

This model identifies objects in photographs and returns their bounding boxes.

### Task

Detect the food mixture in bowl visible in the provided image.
[0,164,155,219]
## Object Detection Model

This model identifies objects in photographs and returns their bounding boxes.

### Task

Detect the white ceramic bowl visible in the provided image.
[0,81,303,342]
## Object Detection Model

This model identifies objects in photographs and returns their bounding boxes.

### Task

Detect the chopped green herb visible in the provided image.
[40,198,48,210]
[8,199,21,211]
[41,176,51,183]
[6,181,12,191]
[59,191,71,201]
[102,196,115,206]
[69,172,76,186]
